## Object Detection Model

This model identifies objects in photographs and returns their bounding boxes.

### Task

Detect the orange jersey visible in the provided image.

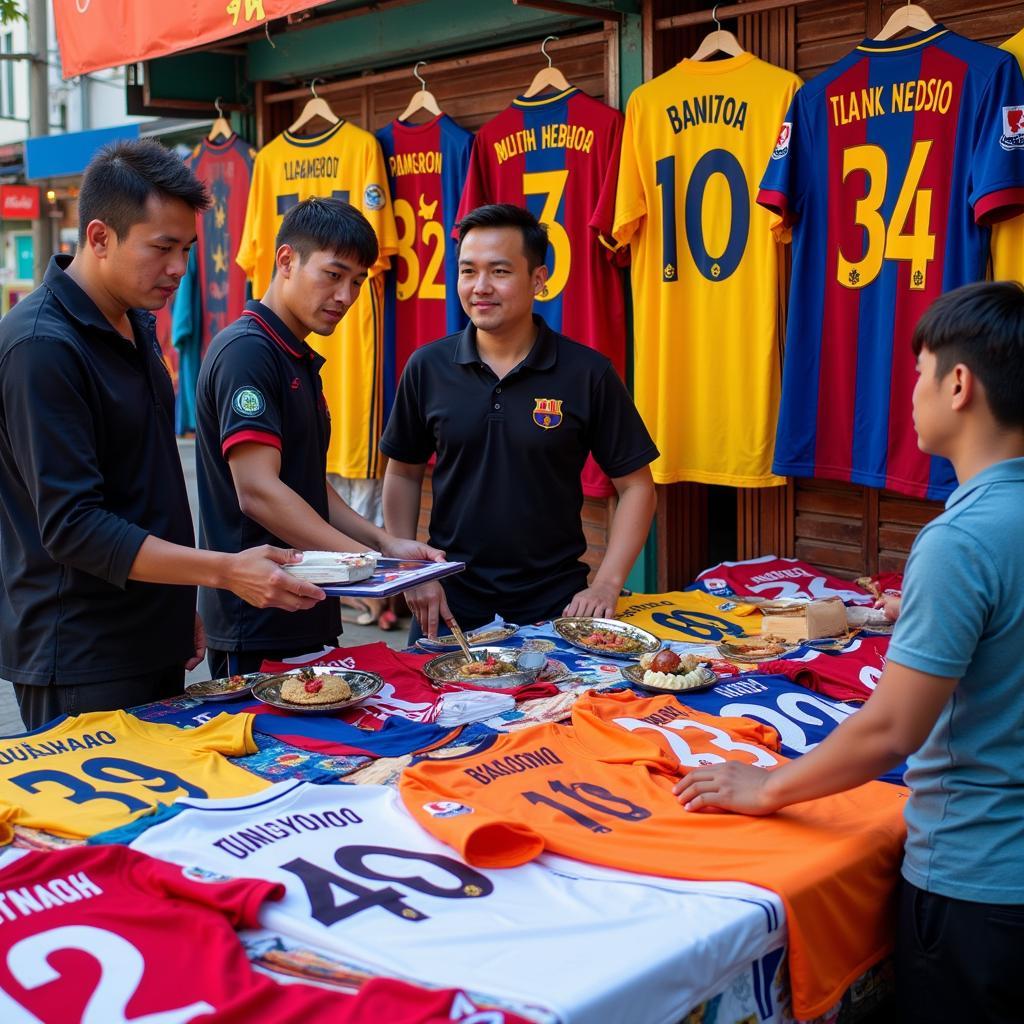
[400,689,907,1020]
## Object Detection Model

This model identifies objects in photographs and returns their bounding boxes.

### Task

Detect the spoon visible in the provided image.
[445,616,475,666]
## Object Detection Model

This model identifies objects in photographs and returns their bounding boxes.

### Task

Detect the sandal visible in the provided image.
[377,608,398,631]
[340,598,377,626]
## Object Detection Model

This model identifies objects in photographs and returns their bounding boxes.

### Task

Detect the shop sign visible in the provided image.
[1,186,40,220]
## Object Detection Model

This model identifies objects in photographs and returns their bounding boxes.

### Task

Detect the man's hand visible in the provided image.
[225,546,325,611]
[380,535,446,563]
[875,594,902,622]
[563,580,620,619]
[185,613,207,671]
[672,762,780,815]
[405,580,452,639]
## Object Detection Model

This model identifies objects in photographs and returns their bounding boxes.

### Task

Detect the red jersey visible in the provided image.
[759,634,890,702]
[697,555,874,604]
[457,87,626,497]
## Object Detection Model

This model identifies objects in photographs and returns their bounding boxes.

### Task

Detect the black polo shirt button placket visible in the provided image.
[195,300,340,653]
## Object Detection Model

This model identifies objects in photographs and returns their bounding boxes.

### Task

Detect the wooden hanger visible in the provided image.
[874,1,936,41]
[207,97,233,142]
[398,61,442,122]
[288,79,340,134]
[523,36,571,98]
[690,5,744,60]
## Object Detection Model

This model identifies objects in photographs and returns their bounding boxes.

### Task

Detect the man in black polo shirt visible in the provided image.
[0,140,325,730]
[382,204,658,639]
[196,198,443,676]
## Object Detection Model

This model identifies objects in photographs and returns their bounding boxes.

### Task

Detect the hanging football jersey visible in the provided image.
[237,121,399,478]
[759,26,1024,499]
[0,711,266,839]
[616,588,760,643]
[377,115,473,417]
[457,87,626,498]
[613,55,801,487]
[695,555,875,604]
[990,28,1024,282]
[129,779,784,1024]
[400,689,907,1021]
[0,844,526,1024]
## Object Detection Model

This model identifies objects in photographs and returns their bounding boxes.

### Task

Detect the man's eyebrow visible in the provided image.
[154,234,197,245]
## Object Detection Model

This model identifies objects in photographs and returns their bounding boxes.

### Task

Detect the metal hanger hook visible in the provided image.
[413,61,428,91]
[310,78,325,99]
[214,96,224,117]
[541,35,558,67]
[712,4,721,31]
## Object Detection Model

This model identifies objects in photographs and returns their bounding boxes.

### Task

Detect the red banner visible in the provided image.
[52,1,333,78]
[0,185,40,220]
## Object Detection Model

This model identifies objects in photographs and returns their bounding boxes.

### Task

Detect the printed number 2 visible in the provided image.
[655,149,750,284]
[838,140,935,290]
[276,190,351,216]
[394,198,445,301]
[0,925,213,1023]
[523,170,571,301]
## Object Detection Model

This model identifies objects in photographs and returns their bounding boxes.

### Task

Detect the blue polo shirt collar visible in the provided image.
[945,457,1024,510]
[453,314,558,371]
[241,299,322,367]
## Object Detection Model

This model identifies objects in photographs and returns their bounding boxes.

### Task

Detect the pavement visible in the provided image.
[0,438,408,737]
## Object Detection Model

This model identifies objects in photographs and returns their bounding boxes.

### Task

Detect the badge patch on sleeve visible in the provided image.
[232,386,266,418]
[363,183,386,210]
[1000,106,1024,151]
[423,801,473,819]
[532,398,563,429]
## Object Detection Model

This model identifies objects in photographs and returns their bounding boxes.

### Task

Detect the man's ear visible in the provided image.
[532,262,549,296]
[275,244,297,279]
[84,220,113,258]
[950,363,973,412]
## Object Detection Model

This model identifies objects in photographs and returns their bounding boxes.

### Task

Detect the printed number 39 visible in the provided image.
[523,170,571,301]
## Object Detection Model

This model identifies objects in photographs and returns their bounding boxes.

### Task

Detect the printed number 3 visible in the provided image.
[0,925,214,1023]
[523,170,571,301]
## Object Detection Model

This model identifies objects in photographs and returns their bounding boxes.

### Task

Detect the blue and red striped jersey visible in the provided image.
[377,115,473,417]
[456,87,626,498]
[759,27,1024,499]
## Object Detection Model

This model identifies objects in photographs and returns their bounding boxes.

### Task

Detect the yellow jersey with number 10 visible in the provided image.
[613,55,801,487]
[237,121,398,478]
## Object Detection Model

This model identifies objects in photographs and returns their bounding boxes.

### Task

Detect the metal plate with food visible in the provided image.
[622,662,718,695]
[185,672,265,702]
[717,634,799,663]
[423,647,541,688]
[415,623,521,652]
[552,617,661,659]
[251,667,384,715]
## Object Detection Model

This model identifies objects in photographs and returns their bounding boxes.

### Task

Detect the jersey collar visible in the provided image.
[856,25,948,53]
[945,457,1024,510]
[242,300,318,363]
[513,87,578,108]
[453,315,558,372]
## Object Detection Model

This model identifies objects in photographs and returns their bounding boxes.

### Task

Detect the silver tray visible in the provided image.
[716,637,799,663]
[552,617,661,659]
[423,647,540,688]
[621,663,718,695]
[251,669,384,715]
[185,672,266,702]
[415,623,520,652]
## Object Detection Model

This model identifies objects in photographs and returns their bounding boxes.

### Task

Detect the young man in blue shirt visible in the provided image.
[675,281,1024,1023]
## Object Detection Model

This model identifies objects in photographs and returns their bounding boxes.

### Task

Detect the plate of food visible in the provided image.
[717,634,798,663]
[552,618,660,659]
[423,647,541,689]
[185,672,265,702]
[251,666,384,714]
[282,550,379,585]
[622,650,718,695]
[415,623,520,652]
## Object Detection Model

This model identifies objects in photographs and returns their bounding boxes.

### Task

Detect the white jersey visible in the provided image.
[130,781,783,1024]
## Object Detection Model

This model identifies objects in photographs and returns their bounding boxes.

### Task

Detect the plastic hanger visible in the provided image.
[874,1,936,41]
[288,79,341,134]
[398,62,442,122]
[690,5,744,60]
[207,97,233,142]
[523,36,571,98]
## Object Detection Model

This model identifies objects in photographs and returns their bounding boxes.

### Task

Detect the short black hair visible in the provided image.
[912,280,1024,429]
[275,197,379,271]
[77,139,209,244]
[456,203,549,270]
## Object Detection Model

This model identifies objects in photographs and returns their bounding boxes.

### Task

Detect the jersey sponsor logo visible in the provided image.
[422,800,473,819]
[702,577,733,595]
[1000,105,1024,151]
[363,183,387,210]
[231,386,265,418]
[665,94,748,135]
[180,865,233,884]
[771,121,792,160]
[532,397,563,430]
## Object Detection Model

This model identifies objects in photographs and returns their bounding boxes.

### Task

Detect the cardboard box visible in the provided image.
[760,598,848,643]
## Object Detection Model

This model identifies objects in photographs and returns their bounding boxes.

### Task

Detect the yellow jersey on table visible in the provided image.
[616,588,760,643]
[992,28,1024,284]
[613,55,801,486]
[236,120,398,478]
[0,711,267,840]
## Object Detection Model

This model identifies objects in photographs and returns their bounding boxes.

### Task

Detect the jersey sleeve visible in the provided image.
[586,363,659,478]
[379,355,435,464]
[206,336,284,456]
[887,522,995,678]
[398,764,545,868]
[590,106,625,237]
[610,94,646,248]
[969,53,1024,224]
[757,89,805,240]
[362,139,398,277]
[235,154,267,295]
[0,803,15,846]
[455,135,493,230]
[125,845,283,928]
[182,711,260,757]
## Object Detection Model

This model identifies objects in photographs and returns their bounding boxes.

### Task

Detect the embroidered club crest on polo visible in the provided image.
[231,387,265,418]
[532,398,563,430]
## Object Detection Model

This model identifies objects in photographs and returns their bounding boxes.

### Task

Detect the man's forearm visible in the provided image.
[241,477,366,552]
[383,469,424,540]
[593,482,657,591]
[128,535,232,588]
[326,484,387,550]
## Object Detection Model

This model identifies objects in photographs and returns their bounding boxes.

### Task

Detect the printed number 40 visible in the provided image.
[838,140,935,290]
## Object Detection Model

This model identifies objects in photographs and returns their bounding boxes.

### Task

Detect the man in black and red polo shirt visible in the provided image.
[195,198,442,676]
